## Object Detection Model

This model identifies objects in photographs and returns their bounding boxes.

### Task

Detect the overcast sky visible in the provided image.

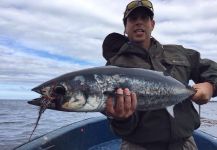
[0,0,217,100]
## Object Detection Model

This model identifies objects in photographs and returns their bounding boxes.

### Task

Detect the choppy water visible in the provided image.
[0,100,102,150]
[0,100,217,150]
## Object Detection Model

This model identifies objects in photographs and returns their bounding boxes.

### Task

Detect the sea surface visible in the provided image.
[0,100,217,150]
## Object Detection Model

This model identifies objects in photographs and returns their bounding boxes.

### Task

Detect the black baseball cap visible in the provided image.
[123,0,154,25]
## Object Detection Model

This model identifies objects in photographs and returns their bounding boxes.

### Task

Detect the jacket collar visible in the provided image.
[117,37,164,58]
[148,37,164,59]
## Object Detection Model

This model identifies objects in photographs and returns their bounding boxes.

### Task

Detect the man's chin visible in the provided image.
[132,38,146,43]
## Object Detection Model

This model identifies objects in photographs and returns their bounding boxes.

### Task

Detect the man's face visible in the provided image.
[125,7,155,44]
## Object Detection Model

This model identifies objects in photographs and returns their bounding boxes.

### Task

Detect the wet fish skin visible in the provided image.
[28,66,195,112]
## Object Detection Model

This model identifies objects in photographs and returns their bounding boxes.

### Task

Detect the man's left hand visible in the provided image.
[192,82,214,105]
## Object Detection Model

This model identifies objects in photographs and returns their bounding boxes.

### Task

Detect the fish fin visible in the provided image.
[166,105,175,118]
[163,69,171,76]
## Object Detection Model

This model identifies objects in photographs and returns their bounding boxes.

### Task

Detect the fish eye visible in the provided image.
[54,85,66,95]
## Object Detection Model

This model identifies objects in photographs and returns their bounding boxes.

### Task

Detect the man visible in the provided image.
[102,0,217,150]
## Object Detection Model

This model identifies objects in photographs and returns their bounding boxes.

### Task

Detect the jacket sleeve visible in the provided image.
[187,49,217,97]
[108,112,140,136]
[195,58,217,97]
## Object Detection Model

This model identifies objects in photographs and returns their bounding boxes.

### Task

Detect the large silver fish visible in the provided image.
[29,66,195,113]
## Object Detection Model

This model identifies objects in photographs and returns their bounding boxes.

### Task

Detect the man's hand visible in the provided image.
[192,82,214,105]
[105,88,137,120]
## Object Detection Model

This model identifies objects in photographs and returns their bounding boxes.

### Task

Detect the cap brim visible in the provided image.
[124,6,154,20]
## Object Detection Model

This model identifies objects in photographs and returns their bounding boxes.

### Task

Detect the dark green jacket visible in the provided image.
[102,33,217,144]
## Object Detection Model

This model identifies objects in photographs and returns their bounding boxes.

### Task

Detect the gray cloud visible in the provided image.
[0,0,122,65]
[152,0,217,61]
[0,0,217,99]
[0,45,93,84]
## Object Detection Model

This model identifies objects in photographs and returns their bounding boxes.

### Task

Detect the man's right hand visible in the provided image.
[105,88,137,120]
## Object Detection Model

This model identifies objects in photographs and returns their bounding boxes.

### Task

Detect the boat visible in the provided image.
[15,116,217,150]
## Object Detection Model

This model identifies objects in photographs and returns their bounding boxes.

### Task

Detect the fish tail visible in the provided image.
[187,86,196,94]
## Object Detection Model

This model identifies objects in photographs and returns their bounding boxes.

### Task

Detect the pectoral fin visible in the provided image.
[103,91,115,97]
[166,105,175,118]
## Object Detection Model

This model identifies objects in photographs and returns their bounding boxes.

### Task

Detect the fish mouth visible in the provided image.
[28,98,42,106]
[31,86,41,94]
[28,96,65,111]
[29,84,67,110]
[28,98,56,110]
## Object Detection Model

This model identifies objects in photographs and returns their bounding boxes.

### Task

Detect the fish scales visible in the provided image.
[27,66,196,140]
[85,74,180,110]
[29,66,195,112]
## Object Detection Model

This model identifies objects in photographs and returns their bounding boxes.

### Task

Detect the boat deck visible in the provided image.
[15,116,217,150]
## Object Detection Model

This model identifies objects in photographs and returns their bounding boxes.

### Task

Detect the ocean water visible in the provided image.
[0,100,217,150]
[0,100,102,150]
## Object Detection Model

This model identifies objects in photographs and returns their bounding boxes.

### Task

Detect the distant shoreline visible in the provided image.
[0,99,29,101]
